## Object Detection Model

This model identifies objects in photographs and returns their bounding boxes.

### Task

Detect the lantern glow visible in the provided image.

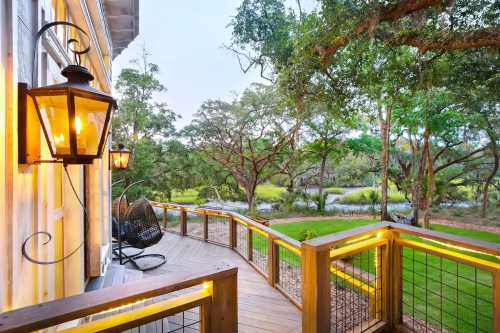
[19,65,116,164]
[110,144,131,170]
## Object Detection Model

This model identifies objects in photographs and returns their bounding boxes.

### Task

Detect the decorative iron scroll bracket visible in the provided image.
[32,21,91,86]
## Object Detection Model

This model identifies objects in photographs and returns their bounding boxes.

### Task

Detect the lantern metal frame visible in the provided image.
[110,143,131,170]
[18,21,116,165]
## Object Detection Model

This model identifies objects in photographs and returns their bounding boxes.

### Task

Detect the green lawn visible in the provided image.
[271,218,378,240]
[270,218,499,332]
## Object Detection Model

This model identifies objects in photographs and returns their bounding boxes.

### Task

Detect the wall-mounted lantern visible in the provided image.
[18,21,116,165]
[110,144,131,169]
[19,22,117,265]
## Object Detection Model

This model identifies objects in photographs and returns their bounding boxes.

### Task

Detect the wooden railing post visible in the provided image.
[494,270,500,333]
[210,269,238,332]
[390,231,402,330]
[247,227,253,261]
[203,213,209,241]
[267,234,278,286]
[229,217,236,248]
[162,207,168,229]
[180,208,187,236]
[375,229,398,328]
[301,243,331,333]
[200,300,212,333]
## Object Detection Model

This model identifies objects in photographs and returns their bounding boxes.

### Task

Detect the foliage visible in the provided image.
[184,83,297,212]
[298,229,318,241]
[338,187,406,204]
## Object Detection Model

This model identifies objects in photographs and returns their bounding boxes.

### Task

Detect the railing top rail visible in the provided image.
[303,222,391,250]
[303,221,500,257]
[389,222,500,256]
[0,264,237,333]
[231,211,301,249]
[151,200,301,250]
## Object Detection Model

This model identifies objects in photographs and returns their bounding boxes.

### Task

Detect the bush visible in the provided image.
[325,187,345,194]
[338,187,406,204]
[298,229,318,241]
[255,184,287,202]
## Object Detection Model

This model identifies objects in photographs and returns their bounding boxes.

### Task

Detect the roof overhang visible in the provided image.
[103,0,139,59]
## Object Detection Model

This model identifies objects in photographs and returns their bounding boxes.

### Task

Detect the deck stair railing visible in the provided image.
[0,264,237,333]
[153,201,500,333]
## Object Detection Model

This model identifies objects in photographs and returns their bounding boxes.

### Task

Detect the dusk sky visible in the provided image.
[112,0,318,129]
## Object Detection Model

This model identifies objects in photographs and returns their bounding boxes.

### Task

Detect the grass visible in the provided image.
[430,224,500,244]
[271,218,378,240]
[171,188,206,204]
[338,187,406,204]
[270,218,499,332]
[325,187,346,194]
[255,183,287,202]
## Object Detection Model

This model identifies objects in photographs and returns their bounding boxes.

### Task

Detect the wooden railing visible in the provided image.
[153,202,500,333]
[152,202,303,308]
[0,264,237,333]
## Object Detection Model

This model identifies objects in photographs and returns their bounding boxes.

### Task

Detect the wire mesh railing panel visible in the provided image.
[277,244,302,305]
[250,231,268,276]
[87,294,202,333]
[186,212,204,239]
[401,246,494,333]
[235,222,248,258]
[207,215,230,246]
[164,209,181,234]
[330,247,383,333]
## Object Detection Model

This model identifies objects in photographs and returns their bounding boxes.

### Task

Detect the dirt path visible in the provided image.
[270,215,500,234]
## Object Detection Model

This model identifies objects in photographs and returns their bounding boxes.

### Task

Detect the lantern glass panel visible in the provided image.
[112,151,130,169]
[73,96,110,155]
[34,94,70,155]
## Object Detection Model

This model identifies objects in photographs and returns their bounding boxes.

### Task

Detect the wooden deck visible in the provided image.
[127,232,302,333]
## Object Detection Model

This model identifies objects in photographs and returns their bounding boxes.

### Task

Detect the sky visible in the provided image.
[112,1,318,129]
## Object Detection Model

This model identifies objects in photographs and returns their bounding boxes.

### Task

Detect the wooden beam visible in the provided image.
[247,227,253,261]
[203,213,208,241]
[493,270,500,333]
[396,238,500,272]
[390,222,500,256]
[229,217,236,248]
[180,208,187,236]
[301,244,331,333]
[391,232,403,330]
[59,290,211,333]
[268,234,279,286]
[210,269,238,332]
[162,207,167,229]
[0,265,237,333]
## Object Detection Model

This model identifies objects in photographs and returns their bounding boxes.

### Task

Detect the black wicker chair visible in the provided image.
[111,196,145,260]
[113,197,166,271]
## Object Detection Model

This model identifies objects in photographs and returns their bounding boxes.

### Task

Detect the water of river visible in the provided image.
[168,187,476,213]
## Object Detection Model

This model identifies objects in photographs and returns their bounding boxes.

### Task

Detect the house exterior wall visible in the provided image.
[0,0,127,312]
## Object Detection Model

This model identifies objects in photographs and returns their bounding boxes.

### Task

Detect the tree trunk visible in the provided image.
[482,129,499,217]
[423,145,433,228]
[318,156,327,213]
[378,102,392,221]
[412,127,430,226]
[245,184,257,216]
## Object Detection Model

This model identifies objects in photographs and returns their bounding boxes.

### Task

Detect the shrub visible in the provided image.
[338,187,405,204]
[298,229,318,241]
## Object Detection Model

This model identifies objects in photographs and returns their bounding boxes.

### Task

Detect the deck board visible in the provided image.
[125,232,302,333]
